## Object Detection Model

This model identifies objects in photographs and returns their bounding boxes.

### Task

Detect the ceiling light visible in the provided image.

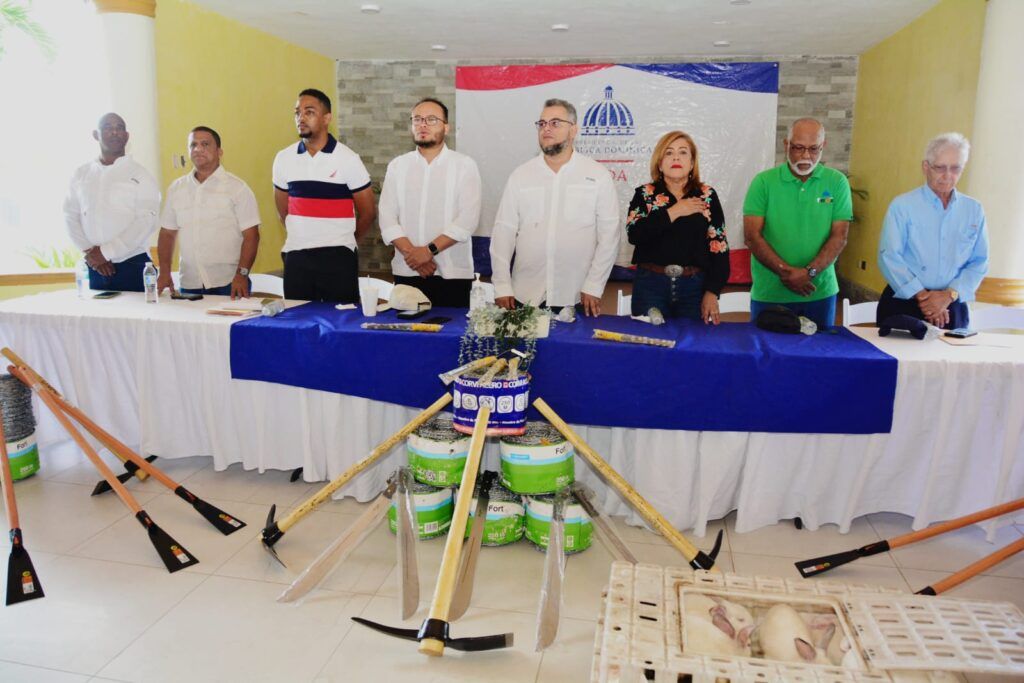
[551,23,570,32]
[431,44,447,51]
[713,40,731,47]
[360,4,381,13]
[730,0,751,5]
[711,20,728,25]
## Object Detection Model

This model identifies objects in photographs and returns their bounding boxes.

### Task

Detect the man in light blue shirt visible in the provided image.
[877,132,988,329]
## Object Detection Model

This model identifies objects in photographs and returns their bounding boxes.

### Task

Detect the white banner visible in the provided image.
[456,63,779,280]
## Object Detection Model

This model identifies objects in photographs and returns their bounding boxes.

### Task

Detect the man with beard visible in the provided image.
[490,99,620,316]
[156,126,260,299]
[378,98,481,306]
[876,132,988,329]
[64,112,161,291]
[743,117,852,327]
[272,88,376,302]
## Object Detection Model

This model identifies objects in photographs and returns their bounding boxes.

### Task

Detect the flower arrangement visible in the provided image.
[458,303,544,370]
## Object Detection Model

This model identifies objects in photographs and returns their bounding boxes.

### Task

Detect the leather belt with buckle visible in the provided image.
[638,263,702,278]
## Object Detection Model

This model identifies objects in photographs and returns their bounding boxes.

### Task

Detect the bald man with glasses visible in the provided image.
[743,117,853,328]
[490,98,619,316]
[877,132,988,329]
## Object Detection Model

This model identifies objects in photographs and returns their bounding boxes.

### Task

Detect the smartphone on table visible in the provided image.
[171,292,204,301]
[944,328,977,339]
[92,291,121,299]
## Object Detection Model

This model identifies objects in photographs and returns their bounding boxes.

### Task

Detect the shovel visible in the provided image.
[1,405,44,605]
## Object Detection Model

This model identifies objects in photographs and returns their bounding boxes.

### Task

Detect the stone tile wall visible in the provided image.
[337,56,858,273]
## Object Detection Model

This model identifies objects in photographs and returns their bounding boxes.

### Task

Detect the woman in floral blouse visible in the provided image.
[625,131,730,323]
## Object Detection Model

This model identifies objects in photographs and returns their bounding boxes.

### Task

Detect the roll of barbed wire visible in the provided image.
[386,479,454,540]
[461,470,525,547]
[407,414,471,487]
[0,372,40,480]
[499,421,574,494]
[525,492,593,554]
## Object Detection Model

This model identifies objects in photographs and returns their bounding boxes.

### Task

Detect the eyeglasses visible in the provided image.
[535,119,573,130]
[788,144,822,156]
[411,115,446,126]
[927,162,963,175]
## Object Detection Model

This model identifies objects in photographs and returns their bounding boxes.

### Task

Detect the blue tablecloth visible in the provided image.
[229,305,896,434]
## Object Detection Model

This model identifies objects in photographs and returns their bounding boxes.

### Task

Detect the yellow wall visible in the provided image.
[154,0,336,273]
[842,0,986,294]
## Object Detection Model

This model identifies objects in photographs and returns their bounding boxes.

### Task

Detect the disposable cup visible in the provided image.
[359,281,378,317]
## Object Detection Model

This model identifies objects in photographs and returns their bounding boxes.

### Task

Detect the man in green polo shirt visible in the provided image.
[742,117,852,327]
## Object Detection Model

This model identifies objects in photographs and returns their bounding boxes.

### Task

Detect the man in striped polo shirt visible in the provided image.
[273,88,377,302]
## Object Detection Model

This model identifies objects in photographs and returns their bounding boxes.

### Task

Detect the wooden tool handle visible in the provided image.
[533,398,708,567]
[889,497,1024,550]
[924,536,1024,595]
[2,347,143,475]
[35,379,176,491]
[477,359,507,386]
[9,366,143,515]
[419,405,491,657]
[0,405,20,529]
[278,394,452,534]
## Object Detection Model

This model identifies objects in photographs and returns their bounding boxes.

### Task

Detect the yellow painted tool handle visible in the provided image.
[419,405,491,657]
[277,394,452,534]
[533,397,711,568]
[1,347,146,478]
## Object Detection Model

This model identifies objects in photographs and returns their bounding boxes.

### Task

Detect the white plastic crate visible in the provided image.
[591,562,1021,683]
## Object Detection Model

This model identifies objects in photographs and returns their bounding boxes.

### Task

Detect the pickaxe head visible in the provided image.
[351,616,513,653]
[260,504,286,568]
[689,528,725,571]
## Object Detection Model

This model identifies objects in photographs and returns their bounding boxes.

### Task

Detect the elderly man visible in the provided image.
[490,98,620,316]
[273,88,376,303]
[64,113,160,291]
[877,133,988,329]
[156,126,260,299]
[379,97,481,307]
[743,117,853,328]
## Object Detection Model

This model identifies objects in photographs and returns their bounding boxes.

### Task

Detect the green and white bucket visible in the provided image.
[462,471,525,546]
[387,479,454,540]
[525,493,593,553]
[407,415,471,487]
[499,422,574,495]
[5,432,39,481]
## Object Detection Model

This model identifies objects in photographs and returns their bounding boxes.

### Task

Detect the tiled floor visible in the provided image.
[1,454,1022,682]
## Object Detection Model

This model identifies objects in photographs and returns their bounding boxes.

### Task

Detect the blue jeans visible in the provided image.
[87,252,150,292]
[751,295,836,329]
[180,279,249,297]
[631,269,704,320]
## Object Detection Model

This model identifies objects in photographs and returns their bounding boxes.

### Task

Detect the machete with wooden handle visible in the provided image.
[352,406,513,655]
[396,467,419,620]
[261,394,452,567]
[448,470,498,621]
[535,486,568,651]
[571,482,638,564]
[277,478,397,604]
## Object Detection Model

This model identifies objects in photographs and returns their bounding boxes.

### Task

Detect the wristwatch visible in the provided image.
[806,266,819,278]
[237,267,250,276]
[427,242,439,256]
[948,288,959,301]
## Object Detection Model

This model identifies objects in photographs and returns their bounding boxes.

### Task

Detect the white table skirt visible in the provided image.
[1,289,1022,536]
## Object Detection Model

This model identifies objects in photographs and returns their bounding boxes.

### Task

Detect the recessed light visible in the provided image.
[730,0,751,5]
[713,40,731,47]
[431,44,447,51]
[360,4,381,14]
[551,23,570,32]
[711,20,728,25]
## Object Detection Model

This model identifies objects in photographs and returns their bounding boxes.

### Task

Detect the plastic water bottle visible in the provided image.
[469,273,488,312]
[75,259,90,299]
[798,316,817,335]
[261,299,285,317]
[143,262,158,303]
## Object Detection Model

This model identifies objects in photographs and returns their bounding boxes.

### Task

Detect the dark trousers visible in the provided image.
[283,246,358,303]
[393,275,472,308]
[631,269,704,320]
[876,285,969,329]
[87,252,150,292]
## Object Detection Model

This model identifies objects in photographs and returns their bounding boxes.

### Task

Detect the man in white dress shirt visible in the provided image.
[379,98,481,307]
[490,98,620,316]
[64,112,160,291]
[156,126,260,299]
